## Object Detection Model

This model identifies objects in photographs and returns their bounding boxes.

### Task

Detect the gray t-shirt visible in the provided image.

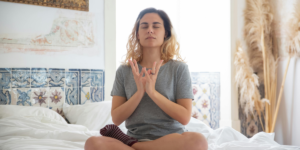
[111,59,194,140]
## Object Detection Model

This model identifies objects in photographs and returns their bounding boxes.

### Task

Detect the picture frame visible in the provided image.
[0,0,89,11]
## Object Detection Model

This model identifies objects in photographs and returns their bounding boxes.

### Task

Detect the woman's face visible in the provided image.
[137,13,166,49]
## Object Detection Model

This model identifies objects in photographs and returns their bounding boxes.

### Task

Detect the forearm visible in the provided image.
[111,91,144,126]
[149,91,191,125]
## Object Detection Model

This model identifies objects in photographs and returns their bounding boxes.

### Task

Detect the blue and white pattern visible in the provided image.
[81,86,91,104]
[65,87,79,105]
[0,68,12,105]
[65,69,80,105]
[0,67,105,117]
[31,68,48,88]
[65,69,80,88]
[90,86,103,102]
[48,68,65,87]
[12,68,31,88]
[0,68,11,90]
[81,69,91,87]
[190,72,220,129]
[15,89,32,106]
[91,69,104,87]
[90,69,104,102]
[0,89,11,105]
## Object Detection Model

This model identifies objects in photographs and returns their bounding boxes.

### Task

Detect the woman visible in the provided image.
[85,8,208,150]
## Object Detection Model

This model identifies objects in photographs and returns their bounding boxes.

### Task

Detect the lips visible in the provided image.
[147,37,155,39]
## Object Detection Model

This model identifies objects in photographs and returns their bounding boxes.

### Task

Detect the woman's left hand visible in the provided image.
[142,60,164,96]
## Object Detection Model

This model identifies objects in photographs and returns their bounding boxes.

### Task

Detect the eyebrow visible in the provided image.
[140,22,162,25]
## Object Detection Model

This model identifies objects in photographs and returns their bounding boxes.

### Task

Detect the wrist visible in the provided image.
[148,90,157,100]
[136,89,145,98]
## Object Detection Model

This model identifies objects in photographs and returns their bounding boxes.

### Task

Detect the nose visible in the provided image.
[147,27,153,34]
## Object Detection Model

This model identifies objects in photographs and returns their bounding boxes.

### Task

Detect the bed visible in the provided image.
[0,101,299,150]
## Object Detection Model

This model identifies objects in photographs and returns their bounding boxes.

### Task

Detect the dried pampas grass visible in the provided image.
[286,0,300,57]
[243,0,277,133]
[271,0,300,132]
[244,0,274,84]
[235,43,269,130]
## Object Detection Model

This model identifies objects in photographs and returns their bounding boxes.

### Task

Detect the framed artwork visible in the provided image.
[0,0,89,11]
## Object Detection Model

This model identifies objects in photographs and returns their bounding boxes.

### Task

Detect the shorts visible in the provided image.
[138,139,153,142]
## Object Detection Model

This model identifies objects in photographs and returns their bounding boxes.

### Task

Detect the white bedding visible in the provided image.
[0,105,299,150]
[0,116,99,150]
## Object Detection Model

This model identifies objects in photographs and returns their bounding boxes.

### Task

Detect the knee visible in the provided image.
[85,136,99,150]
[85,136,105,150]
[182,132,208,150]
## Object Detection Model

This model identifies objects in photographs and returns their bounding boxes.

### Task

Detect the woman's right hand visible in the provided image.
[129,59,147,95]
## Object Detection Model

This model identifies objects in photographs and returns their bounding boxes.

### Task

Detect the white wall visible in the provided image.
[230,0,241,131]
[275,58,300,146]
[271,0,300,146]
[104,0,116,101]
[179,0,239,131]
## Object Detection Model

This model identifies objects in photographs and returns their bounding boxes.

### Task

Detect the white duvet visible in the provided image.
[0,116,99,150]
[0,104,299,150]
[0,115,299,150]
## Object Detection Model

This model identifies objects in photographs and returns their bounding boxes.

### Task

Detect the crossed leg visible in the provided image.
[85,132,208,150]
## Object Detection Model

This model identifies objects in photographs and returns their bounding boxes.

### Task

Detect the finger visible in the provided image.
[129,60,136,73]
[152,61,156,74]
[139,68,143,77]
[155,60,164,75]
[134,59,139,73]
[144,67,151,80]
[147,69,151,75]
[142,67,146,76]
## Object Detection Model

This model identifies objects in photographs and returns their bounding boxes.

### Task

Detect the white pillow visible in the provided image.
[62,103,86,124]
[63,101,120,131]
[62,101,211,134]
[0,105,67,124]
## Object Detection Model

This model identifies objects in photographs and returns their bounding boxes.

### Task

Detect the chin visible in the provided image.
[144,45,160,49]
[142,43,163,48]
[141,43,156,47]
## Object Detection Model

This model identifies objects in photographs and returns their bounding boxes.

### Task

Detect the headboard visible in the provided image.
[0,68,105,118]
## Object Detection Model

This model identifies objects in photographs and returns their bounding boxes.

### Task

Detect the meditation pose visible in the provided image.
[85,7,208,150]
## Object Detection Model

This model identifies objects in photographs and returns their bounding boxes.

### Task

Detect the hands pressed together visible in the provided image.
[129,59,164,97]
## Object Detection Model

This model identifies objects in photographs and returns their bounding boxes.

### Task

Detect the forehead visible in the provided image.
[140,13,163,24]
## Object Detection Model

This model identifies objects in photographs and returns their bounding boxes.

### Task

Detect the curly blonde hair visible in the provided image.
[122,8,184,66]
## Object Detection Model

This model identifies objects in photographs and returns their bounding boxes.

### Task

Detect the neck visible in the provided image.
[140,47,162,68]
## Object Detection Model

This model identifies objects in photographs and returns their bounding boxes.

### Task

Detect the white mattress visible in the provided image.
[0,115,299,150]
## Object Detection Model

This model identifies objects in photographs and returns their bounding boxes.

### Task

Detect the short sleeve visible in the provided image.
[176,63,194,100]
[111,65,127,98]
